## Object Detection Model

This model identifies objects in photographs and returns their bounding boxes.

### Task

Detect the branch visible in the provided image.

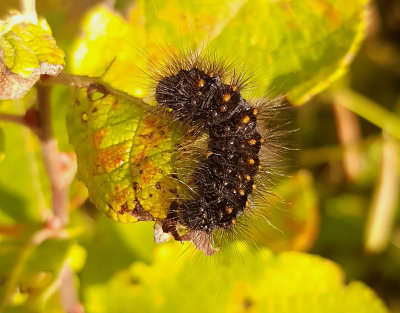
[0,112,26,125]
[40,73,148,108]
[0,110,39,134]
[365,134,400,253]
[20,0,38,23]
[36,85,81,312]
[37,85,76,225]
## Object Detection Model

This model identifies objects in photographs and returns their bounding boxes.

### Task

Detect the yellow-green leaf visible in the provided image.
[84,244,389,313]
[253,170,320,251]
[0,12,65,100]
[0,127,4,163]
[67,87,190,223]
[72,0,367,104]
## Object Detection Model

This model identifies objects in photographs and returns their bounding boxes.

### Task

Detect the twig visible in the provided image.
[332,101,362,181]
[0,112,26,125]
[20,0,38,23]
[40,73,148,108]
[40,72,100,89]
[332,88,400,140]
[60,265,85,313]
[36,84,77,227]
[365,134,400,253]
[35,84,81,312]
[0,110,40,135]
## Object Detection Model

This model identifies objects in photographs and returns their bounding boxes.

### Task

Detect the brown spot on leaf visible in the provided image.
[95,141,130,173]
[93,128,108,150]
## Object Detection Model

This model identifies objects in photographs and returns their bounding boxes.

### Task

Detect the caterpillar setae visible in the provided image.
[149,52,285,255]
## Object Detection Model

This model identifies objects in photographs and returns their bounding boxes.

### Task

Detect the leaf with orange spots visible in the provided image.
[66,86,187,223]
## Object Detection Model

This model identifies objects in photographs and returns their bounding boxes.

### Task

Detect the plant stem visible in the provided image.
[36,85,81,312]
[40,73,147,108]
[332,89,400,140]
[37,85,70,224]
[0,113,26,125]
[20,0,37,23]
[365,134,400,253]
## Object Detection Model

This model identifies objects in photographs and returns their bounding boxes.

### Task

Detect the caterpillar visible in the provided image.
[149,53,284,255]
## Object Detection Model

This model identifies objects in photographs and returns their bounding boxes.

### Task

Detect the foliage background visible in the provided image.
[0,0,399,312]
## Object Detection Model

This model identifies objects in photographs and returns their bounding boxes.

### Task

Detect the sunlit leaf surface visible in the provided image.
[0,12,64,99]
[67,88,187,222]
[72,0,367,104]
[84,244,389,313]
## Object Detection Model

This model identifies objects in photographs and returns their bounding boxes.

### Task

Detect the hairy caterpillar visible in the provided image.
[147,52,286,255]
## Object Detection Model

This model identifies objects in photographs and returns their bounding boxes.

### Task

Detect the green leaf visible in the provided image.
[83,245,389,313]
[252,169,320,251]
[0,234,74,311]
[0,98,50,224]
[72,0,367,104]
[79,215,155,288]
[67,87,191,222]
[0,12,65,100]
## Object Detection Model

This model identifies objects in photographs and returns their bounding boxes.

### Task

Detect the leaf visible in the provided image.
[252,169,320,251]
[72,0,367,104]
[0,12,65,100]
[0,127,4,163]
[79,215,155,289]
[66,87,189,222]
[83,244,389,313]
[0,234,74,311]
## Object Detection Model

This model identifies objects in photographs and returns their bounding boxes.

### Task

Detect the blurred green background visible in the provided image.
[0,0,399,312]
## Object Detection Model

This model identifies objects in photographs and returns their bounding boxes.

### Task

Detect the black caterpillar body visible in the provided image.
[155,65,262,235]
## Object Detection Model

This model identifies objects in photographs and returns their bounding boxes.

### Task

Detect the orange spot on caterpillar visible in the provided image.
[231,219,237,226]
[220,105,227,112]
[225,206,233,214]
[238,189,246,196]
[248,139,257,146]
[223,94,231,102]
[241,116,250,124]
[198,79,205,87]
[253,108,258,116]
[260,138,265,143]
[244,174,251,181]
[231,85,238,91]
[248,158,255,165]
[252,184,256,190]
